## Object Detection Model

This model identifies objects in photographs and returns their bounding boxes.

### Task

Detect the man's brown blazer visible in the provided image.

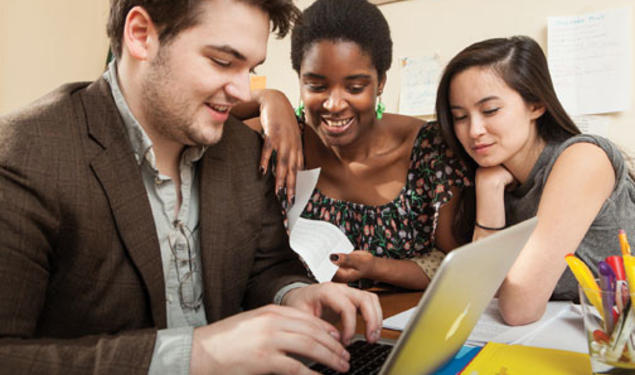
[0,78,310,374]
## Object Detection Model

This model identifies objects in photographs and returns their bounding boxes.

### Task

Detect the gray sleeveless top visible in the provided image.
[504,134,635,300]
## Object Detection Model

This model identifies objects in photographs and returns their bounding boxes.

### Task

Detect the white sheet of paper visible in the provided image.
[286,168,321,232]
[466,300,571,345]
[382,299,571,345]
[572,114,610,138]
[285,168,355,283]
[398,55,442,116]
[289,218,354,282]
[522,304,588,353]
[548,7,633,115]
[382,306,417,331]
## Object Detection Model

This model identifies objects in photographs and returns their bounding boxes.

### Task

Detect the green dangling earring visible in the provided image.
[375,97,386,120]
[295,101,305,119]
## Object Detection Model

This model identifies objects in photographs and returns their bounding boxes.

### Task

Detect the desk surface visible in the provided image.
[356,290,422,340]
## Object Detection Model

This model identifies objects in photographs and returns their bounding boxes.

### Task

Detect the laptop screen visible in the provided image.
[382,217,537,375]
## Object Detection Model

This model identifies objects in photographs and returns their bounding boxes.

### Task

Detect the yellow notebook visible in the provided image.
[461,342,592,375]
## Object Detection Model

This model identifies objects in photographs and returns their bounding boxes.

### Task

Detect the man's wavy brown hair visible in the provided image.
[107,0,300,60]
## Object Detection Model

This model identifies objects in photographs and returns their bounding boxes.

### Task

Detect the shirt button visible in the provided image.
[167,295,173,304]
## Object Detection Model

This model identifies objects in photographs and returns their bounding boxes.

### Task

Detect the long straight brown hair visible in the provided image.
[435,36,581,242]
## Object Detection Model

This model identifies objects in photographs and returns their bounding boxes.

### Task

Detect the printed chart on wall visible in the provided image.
[547,7,633,116]
[398,55,442,117]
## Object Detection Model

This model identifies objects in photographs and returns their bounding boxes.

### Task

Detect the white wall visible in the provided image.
[2,0,633,152]
[0,0,110,115]
[259,0,635,153]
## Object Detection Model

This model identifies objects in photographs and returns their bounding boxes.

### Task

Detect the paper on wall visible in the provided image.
[547,8,633,115]
[286,169,355,282]
[571,114,610,138]
[398,55,443,116]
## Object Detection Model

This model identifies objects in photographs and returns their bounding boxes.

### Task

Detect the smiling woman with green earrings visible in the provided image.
[247,0,471,290]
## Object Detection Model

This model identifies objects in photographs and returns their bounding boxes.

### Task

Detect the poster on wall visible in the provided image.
[548,7,633,115]
[398,55,442,116]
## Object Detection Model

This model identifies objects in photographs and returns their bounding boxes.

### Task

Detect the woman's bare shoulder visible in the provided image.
[382,113,427,141]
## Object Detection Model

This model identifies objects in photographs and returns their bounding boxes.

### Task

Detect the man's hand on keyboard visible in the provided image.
[190,304,351,374]
[282,282,383,346]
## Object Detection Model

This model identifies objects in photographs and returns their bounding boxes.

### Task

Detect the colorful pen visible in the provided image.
[623,254,635,306]
[565,253,603,317]
[598,261,616,333]
[606,255,629,312]
[619,229,631,256]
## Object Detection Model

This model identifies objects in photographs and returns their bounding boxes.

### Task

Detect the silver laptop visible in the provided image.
[310,217,537,375]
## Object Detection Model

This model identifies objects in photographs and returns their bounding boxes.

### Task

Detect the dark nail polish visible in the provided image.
[290,195,296,206]
[276,188,284,202]
[259,166,265,175]
[330,254,339,262]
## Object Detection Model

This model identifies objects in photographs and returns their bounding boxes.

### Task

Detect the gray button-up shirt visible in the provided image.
[104,61,306,374]
[104,61,205,374]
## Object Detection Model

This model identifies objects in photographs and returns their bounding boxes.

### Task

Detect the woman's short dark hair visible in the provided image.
[107,0,300,60]
[290,0,393,78]
[434,36,581,242]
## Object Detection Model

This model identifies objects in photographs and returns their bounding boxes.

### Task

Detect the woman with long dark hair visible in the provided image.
[436,36,635,325]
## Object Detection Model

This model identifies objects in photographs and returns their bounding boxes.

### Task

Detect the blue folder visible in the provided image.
[433,345,482,375]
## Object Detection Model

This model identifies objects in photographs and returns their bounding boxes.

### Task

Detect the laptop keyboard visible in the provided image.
[309,340,393,374]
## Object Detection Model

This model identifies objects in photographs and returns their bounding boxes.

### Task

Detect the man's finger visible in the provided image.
[264,306,350,373]
[274,331,349,373]
[319,284,358,345]
[324,287,381,344]
[356,291,382,342]
[268,354,323,375]
[262,304,340,337]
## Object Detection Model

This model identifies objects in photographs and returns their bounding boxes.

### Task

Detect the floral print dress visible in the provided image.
[300,122,471,270]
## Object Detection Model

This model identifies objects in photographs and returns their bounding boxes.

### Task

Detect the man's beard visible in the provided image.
[139,52,199,147]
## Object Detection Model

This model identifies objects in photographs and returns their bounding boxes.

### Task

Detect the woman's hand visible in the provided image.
[236,89,304,203]
[473,166,515,240]
[255,90,304,204]
[330,251,376,283]
[475,165,515,190]
[330,251,431,290]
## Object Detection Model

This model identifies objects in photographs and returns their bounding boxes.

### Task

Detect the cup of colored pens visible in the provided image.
[568,230,635,374]
[578,284,635,374]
